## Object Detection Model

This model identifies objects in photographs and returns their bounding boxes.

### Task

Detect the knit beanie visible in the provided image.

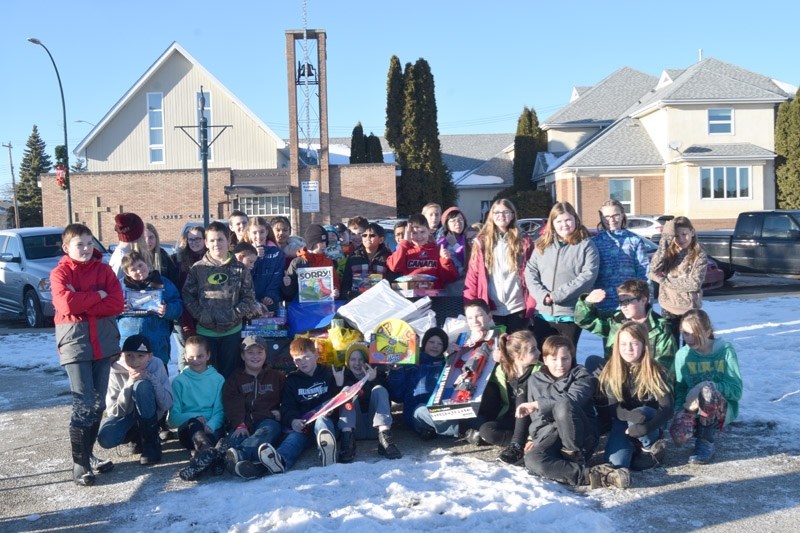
[304,224,329,250]
[441,207,466,227]
[421,327,449,355]
[114,213,144,243]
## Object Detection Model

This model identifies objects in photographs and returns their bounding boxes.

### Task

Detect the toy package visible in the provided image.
[368,318,418,365]
[298,266,335,303]
[123,289,162,316]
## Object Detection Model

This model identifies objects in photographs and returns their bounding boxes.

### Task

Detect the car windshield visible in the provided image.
[21,234,108,260]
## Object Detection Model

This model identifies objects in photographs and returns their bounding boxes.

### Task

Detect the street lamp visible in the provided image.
[28,37,72,224]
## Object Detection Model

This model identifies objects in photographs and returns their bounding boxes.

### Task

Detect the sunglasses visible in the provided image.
[361,233,379,238]
[618,297,639,306]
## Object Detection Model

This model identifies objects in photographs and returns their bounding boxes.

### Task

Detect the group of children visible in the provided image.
[51,198,741,491]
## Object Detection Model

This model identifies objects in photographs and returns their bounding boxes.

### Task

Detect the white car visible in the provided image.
[626,215,673,240]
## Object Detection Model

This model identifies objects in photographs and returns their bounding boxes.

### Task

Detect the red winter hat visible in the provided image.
[114,212,144,243]
[440,207,466,226]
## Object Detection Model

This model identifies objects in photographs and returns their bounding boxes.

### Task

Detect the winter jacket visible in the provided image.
[251,243,285,311]
[173,247,205,337]
[387,352,446,428]
[673,338,742,425]
[343,366,389,413]
[527,365,597,446]
[105,356,173,419]
[525,238,599,319]
[340,243,395,299]
[490,362,540,420]
[591,229,649,312]
[603,367,674,438]
[117,272,183,366]
[386,239,459,290]
[281,247,340,302]
[182,252,260,334]
[156,247,179,286]
[222,367,286,431]
[168,366,225,431]
[648,220,707,316]
[50,249,124,365]
[464,234,536,317]
[280,364,339,425]
[574,295,677,371]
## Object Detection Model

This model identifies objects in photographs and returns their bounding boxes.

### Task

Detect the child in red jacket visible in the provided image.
[386,214,458,290]
[51,223,124,486]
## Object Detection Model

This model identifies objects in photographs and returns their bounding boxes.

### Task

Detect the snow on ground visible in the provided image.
[2,296,799,531]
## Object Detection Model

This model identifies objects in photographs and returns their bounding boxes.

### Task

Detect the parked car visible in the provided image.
[626,215,674,240]
[0,227,109,327]
[694,210,800,280]
[517,218,547,237]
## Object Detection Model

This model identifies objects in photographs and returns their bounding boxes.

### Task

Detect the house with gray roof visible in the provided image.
[535,58,796,229]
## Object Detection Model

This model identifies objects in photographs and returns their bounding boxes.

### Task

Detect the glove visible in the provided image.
[627,423,647,438]
[617,405,646,424]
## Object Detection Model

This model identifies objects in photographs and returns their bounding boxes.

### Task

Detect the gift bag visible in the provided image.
[669,409,696,447]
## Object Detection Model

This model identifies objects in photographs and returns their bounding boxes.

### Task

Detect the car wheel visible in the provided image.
[24,290,45,328]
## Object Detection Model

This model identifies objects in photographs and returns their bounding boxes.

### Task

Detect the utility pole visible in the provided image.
[2,143,21,229]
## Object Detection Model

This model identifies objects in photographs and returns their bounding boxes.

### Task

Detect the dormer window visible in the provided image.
[708,108,733,134]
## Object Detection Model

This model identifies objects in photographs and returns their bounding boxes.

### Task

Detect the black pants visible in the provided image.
[492,311,531,334]
[661,310,685,347]
[524,398,598,486]
[478,381,529,447]
[532,316,582,357]
[177,418,221,451]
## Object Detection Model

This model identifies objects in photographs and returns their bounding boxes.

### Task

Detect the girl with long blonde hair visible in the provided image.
[598,321,673,470]
[464,199,535,333]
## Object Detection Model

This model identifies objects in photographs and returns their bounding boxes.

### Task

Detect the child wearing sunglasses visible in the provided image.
[340,222,396,300]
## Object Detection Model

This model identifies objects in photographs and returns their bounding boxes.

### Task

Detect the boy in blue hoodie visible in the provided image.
[169,335,226,481]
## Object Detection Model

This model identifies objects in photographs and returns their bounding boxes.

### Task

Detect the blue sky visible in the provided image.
[2,0,798,193]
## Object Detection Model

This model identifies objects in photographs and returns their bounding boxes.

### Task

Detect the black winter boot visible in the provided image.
[178,431,218,481]
[338,430,356,464]
[69,425,95,487]
[87,420,114,473]
[138,416,162,465]
[377,430,402,459]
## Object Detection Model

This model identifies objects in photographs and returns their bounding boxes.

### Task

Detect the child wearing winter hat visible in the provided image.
[109,212,151,279]
[281,224,340,302]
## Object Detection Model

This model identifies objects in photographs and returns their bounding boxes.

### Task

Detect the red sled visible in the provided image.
[302,374,370,426]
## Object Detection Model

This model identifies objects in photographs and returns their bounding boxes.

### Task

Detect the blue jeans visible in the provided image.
[227,418,282,462]
[275,416,337,470]
[605,406,661,468]
[338,385,391,440]
[64,358,112,429]
[97,380,158,449]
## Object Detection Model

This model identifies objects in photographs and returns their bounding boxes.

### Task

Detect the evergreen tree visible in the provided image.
[385,55,404,151]
[397,62,425,214]
[493,187,553,219]
[16,125,50,227]
[775,90,800,209]
[70,157,87,172]
[512,106,547,190]
[349,122,367,164]
[366,133,383,163]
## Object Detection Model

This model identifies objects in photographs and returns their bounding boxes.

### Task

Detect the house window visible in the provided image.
[708,108,733,134]
[609,179,632,213]
[147,93,164,163]
[700,166,750,199]
[234,194,291,216]
[197,91,213,161]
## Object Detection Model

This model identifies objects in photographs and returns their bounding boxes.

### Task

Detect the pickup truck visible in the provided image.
[694,210,800,279]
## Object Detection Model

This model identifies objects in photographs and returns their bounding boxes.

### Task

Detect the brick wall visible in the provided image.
[42,169,232,245]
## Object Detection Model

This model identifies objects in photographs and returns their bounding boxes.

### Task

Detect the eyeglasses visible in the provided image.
[361,233,379,238]
[618,297,639,306]
[603,214,622,220]
[493,210,513,217]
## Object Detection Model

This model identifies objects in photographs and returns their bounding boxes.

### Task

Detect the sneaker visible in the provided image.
[159,429,175,443]
[317,429,337,467]
[257,443,286,474]
[338,431,356,464]
[640,439,667,465]
[225,448,242,475]
[689,438,715,465]
[588,463,632,489]
[377,430,402,460]
[498,443,524,465]
[234,460,268,480]
[90,454,114,474]
[418,426,437,441]
[463,428,486,446]
[72,464,96,487]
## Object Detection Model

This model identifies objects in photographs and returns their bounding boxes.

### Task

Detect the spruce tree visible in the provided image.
[349,122,367,164]
[513,106,548,190]
[397,62,425,214]
[775,90,800,209]
[385,55,404,151]
[16,125,51,227]
[70,157,87,172]
[366,133,383,163]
